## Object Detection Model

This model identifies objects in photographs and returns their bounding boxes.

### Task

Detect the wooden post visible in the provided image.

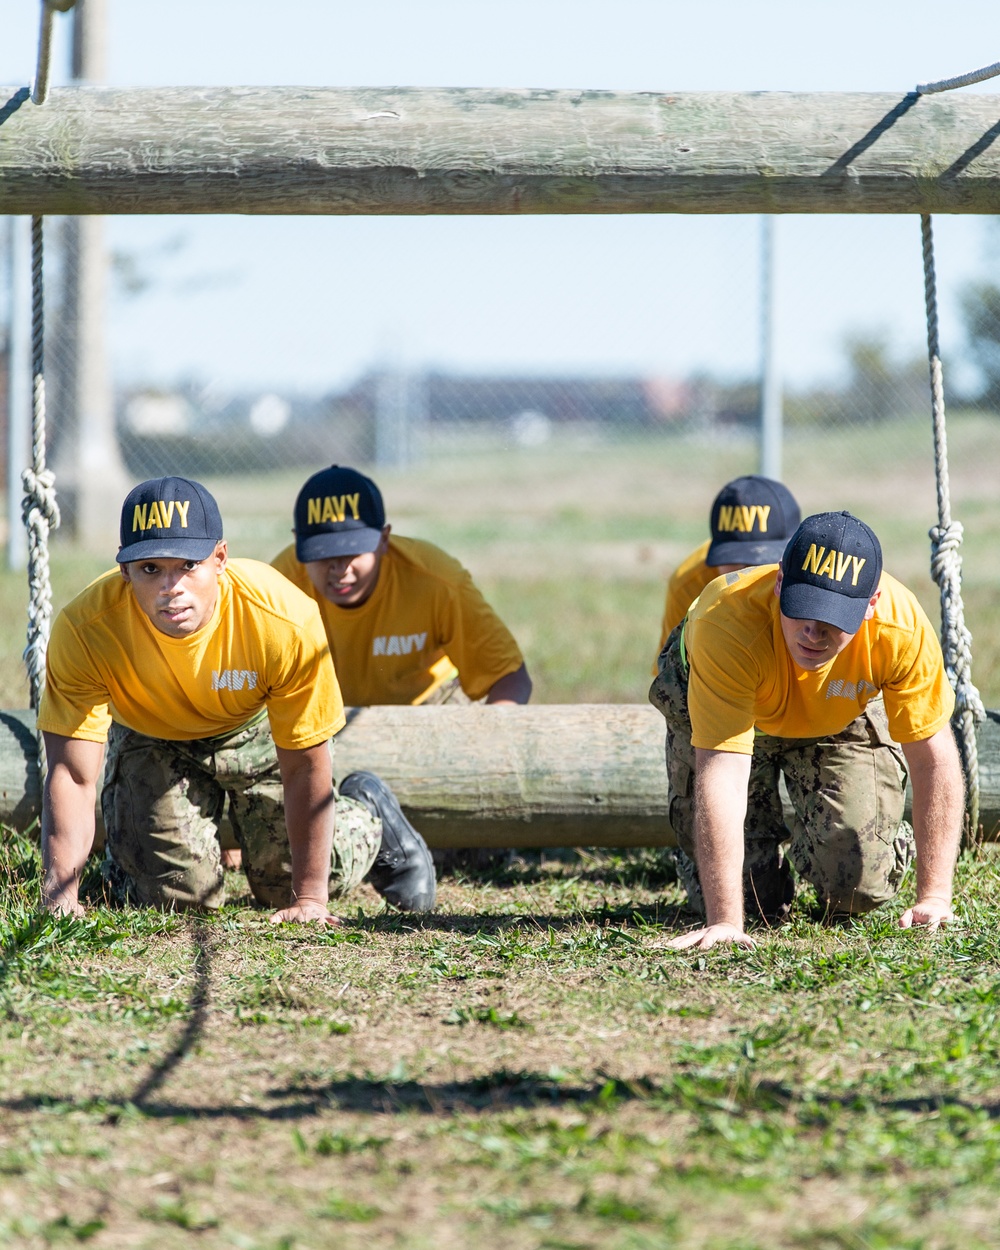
[5,706,1000,848]
[51,0,131,551]
[1,88,1000,216]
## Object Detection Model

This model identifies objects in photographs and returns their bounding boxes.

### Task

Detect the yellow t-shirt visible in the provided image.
[37,559,344,749]
[656,538,720,662]
[685,564,955,754]
[271,536,524,706]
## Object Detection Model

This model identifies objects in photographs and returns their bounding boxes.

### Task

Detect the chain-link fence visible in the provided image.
[2,210,999,705]
[8,215,996,481]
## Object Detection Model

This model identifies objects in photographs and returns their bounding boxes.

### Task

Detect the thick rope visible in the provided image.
[22,216,60,740]
[916,61,1000,96]
[27,0,73,790]
[920,214,985,846]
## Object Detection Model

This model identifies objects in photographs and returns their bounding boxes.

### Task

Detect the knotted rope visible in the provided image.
[22,216,60,721]
[913,58,996,845]
[920,214,985,845]
[24,0,73,784]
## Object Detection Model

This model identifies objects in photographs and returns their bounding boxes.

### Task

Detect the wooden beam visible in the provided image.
[4,706,1000,849]
[1,86,999,216]
[332,705,674,848]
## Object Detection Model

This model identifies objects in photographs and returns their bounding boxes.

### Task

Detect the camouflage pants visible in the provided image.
[648,625,913,918]
[101,714,382,912]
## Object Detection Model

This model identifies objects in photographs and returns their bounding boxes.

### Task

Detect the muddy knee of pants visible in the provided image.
[803,819,914,916]
[102,733,226,912]
[102,839,226,911]
[783,708,910,916]
[666,758,696,861]
[238,793,383,909]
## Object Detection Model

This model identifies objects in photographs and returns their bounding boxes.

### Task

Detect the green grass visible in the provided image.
[1,417,999,1245]
[1,829,1000,1246]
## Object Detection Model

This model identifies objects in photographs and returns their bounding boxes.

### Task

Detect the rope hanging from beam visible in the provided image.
[21,215,60,719]
[22,0,70,780]
[912,59,994,843]
[920,214,985,845]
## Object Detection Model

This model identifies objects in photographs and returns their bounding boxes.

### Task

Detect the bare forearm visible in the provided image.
[40,733,105,913]
[285,789,334,904]
[693,749,752,927]
[900,728,964,909]
[277,745,335,907]
[666,748,755,950]
[695,810,747,927]
[911,757,964,904]
[41,775,97,910]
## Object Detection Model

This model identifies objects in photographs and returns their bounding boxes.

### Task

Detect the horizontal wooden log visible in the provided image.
[3,706,1000,849]
[333,705,674,848]
[0,711,41,832]
[1,87,1000,216]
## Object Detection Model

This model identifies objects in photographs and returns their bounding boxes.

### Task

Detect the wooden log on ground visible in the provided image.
[332,705,674,848]
[0,711,41,832]
[2,87,1000,216]
[4,706,1000,849]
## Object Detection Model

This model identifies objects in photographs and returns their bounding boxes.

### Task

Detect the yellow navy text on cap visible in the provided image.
[131,499,191,533]
[306,493,362,525]
[800,544,867,586]
[715,504,771,534]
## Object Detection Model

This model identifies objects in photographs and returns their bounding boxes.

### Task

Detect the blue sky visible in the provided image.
[2,0,998,393]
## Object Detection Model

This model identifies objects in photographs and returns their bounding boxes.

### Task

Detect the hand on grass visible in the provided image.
[898,896,954,932]
[667,923,756,951]
[270,900,341,926]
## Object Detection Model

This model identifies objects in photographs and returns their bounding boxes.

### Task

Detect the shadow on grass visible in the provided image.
[340,901,688,935]
[267,1072,1000,1119]
[124,918,213,1113]
[3,1071,1000,1124]
[0,1072,649,1123]
[435,848,680,892]
[273,1070,663,1114]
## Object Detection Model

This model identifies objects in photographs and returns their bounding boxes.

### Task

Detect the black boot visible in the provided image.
[339,771,437,912]
[744,855,795,924]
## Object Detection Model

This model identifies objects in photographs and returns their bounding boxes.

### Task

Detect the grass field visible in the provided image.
[0,416,998,1247]
[2,834,1000,1248]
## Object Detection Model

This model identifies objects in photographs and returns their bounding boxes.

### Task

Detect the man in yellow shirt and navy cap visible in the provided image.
[649,510,964,950]
[272,465,532,708]
[38,475,436,921]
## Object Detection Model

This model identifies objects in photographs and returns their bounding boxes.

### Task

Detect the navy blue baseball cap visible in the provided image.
[117,476,223,564]
[706,475,801,567]
[780,511,882,633]
[293,465,386,561]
